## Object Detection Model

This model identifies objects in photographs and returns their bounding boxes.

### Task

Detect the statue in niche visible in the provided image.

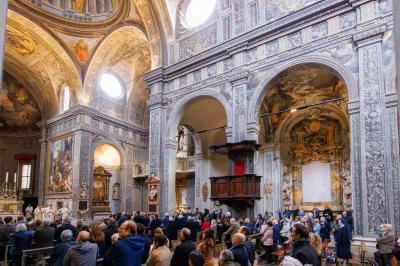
[181,188,187,205]
[282,181,292,206]
[149,185,158,202]
[73,0,87,13]
[112,183,120,200]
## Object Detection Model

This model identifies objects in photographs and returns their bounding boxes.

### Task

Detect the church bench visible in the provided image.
[21,246,53,266]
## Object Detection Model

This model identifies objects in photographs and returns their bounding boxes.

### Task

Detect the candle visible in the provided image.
[14,173,16,183]
[5,172,8,183]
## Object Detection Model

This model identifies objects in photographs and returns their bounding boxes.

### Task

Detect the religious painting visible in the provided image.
[0,72,41,132]
[48,136,74,193]
[6,28,35,55]
[69,39,89,63]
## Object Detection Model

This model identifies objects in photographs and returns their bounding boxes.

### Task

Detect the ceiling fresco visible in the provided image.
[0,72,42,132]
[260,66,348,142]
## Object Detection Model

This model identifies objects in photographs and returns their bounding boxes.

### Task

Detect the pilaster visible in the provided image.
[38,123,48,205]
[354,26,389,235]
[230,71,249,142]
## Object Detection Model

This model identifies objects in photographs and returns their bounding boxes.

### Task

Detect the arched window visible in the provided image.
[99,72,123,99]
[61,85,70,112]
[182,0,216,29]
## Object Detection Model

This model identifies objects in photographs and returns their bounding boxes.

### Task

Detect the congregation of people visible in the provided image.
[0,205,399,266]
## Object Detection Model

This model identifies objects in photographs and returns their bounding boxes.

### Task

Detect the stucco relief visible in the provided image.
[265,0,319,23]
[233,0,245,35]
[179,24,217,59]
[361,45,387,233]
[311,22,328,40]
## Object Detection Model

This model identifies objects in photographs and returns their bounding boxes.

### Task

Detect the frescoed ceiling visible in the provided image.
[0,72,41,132]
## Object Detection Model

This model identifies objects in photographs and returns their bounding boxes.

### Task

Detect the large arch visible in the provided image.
[163,94,230,212]
[247,55,358,128]
[5,10,82,116]
[167,88,233,141]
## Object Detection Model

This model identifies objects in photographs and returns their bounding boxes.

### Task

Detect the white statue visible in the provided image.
[149,185,157,202]
[25,204,33,219]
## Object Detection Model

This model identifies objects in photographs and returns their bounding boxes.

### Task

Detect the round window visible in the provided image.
[183,0,217,29]
[99,72,123,99]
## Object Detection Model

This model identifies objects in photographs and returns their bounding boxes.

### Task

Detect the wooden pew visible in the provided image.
[21,246,53,266]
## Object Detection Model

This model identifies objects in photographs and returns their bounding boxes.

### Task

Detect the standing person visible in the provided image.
[25,204,33,219]
[146,234,172,266]
[90,223,105,257]
[342,211,354,237]
[49,229,77,266]
[280,216,291,244]
[54,216,77,243]
[33,220,55,248]
[149,215,162,239]
[229,233,250,266]
[0,216,15,261]
[323,205,333,224]
[336,219,352,265]
[291,223,321,266]
[104,219,117,252]
[185,216,200,242]
[137,223,151,264]
[310,233,323,261]
[313,218,321,235]
[239,226,255,266]
[218,249,241,266]
[9,223,33,266]
[283,207,292,218]
[272,219,281,247]
[201,217,210,232]
[260,221,273,264]
[375,224,395,266]
[197,228,215,266]
[223,218,240,248]
[103,220,145,266]
[312,205,320,219]
[319,217,331,255]
[63,231,98,266]
[171,228,196,266]
[189,250,205,266]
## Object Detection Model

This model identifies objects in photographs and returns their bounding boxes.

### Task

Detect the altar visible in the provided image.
[0,173,23,215]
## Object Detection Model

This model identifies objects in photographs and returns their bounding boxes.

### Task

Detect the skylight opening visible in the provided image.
[184,0,216,28]
[100,72,123,99]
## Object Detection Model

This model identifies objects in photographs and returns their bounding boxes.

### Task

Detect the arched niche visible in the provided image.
[165,95,229,212]
[256,63,351,213]
[93,143,123,214]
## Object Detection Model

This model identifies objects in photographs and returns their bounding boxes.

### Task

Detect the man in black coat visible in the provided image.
[239,226,255,266]
[170,228,196,266]
[291,223,321,266]
[230,233,250,266]
[184,216,200,242]
[136,223,151,264]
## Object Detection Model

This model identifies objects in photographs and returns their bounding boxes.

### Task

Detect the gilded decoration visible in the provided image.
[92,166,112,212]
[261,66,351,210]
[6,28,35,55]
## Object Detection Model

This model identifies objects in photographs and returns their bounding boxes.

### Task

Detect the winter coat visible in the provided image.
[63,241,98,266]
[273,223,282,244]
[230,244,250,266]
[49,240,77,266]
[377,231,395,254]
[10,231,33,257]
[103,235,145,266]
[291,238,321,266]
[33,226,55,248]
[261,225,273,246]
[170,239,196,266]
[146,245,172,266]
[336,226,352,260]
[319,222,330,240]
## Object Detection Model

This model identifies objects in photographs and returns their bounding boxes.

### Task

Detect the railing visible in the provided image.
[176,156,195,173]
[21,246,53,266]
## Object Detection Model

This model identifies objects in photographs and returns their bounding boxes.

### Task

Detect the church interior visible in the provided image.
[1,0,400,265]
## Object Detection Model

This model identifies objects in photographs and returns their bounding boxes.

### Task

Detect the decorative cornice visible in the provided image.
[47,104,147,135]
[353,25,387,47]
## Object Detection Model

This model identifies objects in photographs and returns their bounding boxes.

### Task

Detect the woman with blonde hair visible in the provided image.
[309,233,323,261]
[197,228,215,266]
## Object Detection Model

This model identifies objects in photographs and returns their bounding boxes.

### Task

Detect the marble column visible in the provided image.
[394,0,400,182]
[231,73,248,142]
[262,146,282,214]
[0,0,8,97]
[354,27,396,236]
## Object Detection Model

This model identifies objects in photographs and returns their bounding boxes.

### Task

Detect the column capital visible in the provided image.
[353,25,387,48]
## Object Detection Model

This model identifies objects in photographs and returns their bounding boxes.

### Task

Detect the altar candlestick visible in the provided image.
[5,172,8,183]
[14,173,16,183]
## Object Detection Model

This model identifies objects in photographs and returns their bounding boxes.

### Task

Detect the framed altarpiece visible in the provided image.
[146,174,160,214]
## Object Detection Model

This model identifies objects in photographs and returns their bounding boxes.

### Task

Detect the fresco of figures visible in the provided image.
[49,136,74,193]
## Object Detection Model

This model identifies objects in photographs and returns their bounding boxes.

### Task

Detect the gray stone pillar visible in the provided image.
[263,147,282,213]
[231,72,248,142]
[72,131,92,217]
[0,1,8,97]
[354,27,393,236]
[38,123,48,205]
